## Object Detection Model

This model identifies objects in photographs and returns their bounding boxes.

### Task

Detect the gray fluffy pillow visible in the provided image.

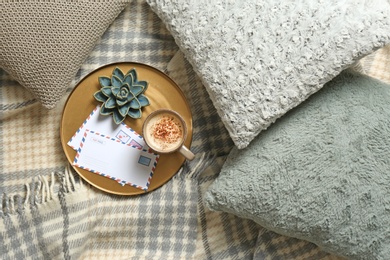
[205,70,390,259]
[147,0,390,148]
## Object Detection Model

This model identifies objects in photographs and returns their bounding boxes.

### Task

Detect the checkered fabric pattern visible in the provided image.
[359,45,390,85]
[1,0,389,259]
[0,1,198,259]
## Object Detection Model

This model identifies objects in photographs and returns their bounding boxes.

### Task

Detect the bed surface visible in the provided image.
[1,1,389,259]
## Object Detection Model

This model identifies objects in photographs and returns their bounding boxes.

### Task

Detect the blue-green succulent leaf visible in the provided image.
[130,84,144,96]
[123,69,148,93]
[117,83,131,99]
[128,108,142,119]
[116,90,134,106]
[99,76,111,88]
[118,103,131,117]
[138,81,148,92]
[105,98,116,109]
[94,91,108,102]
[117,98,128,106]
[112,67,125,81]
[101,86,113,97]
[122,82,131,90]
[112,109,126,124]
[129,98,141,109]
[123,74,133,88]
[100,104,114,116]
[137,94,150,107]
[112,75,123,88]
[111,86,120,96]
[127,90,135,101]
[126,68,137,82]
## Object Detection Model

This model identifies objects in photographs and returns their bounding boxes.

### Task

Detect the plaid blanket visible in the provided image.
[1,1,389,259]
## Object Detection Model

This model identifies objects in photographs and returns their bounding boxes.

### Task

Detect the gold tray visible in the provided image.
[60,62,193,195]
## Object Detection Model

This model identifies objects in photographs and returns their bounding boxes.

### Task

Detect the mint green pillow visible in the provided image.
[205,70,390,259]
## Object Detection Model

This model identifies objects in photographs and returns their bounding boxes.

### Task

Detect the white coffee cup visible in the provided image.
[142,109,195,161]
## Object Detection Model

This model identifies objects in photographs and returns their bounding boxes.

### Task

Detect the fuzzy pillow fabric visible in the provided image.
[147,0,390,148]
[0,0,130,109]
[205,70,390,259]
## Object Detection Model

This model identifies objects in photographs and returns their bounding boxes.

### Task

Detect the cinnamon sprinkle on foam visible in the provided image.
[151,116,182,149]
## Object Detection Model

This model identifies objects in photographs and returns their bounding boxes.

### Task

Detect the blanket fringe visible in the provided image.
[176,152,217,180]
[1,164,81,217]
[1,154,216,216]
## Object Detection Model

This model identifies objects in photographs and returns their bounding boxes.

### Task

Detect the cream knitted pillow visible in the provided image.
[0,0,130,109]
[147,0,390,148]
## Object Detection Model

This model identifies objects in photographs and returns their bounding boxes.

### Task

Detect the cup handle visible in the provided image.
[179,145,195,161]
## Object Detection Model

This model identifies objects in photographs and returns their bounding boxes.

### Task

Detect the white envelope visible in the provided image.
[68,105,146,150]
[73,129,159,190]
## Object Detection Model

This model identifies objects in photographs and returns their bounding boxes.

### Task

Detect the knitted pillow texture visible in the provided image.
[205,70,390,259]
[147,0,390,149]
[0,0,130,109]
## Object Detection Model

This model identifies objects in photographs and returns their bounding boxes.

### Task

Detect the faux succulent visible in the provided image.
[94,67,150,124]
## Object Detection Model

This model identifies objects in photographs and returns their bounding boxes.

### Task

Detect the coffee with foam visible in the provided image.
[144,112,184,152]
